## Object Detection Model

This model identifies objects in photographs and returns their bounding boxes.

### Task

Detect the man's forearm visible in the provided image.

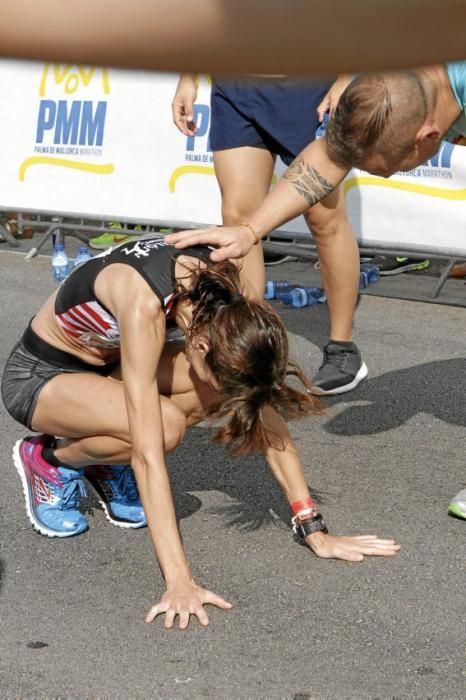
[0,1,465,75]
[248,139,349,238]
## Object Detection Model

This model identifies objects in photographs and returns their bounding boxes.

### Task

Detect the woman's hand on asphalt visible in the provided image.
[165,225,256,262]
[145,581,232,629]
[306,532,401,562]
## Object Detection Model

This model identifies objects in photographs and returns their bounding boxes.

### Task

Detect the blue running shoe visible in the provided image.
[13,435,89,538]
[85,465,147,528]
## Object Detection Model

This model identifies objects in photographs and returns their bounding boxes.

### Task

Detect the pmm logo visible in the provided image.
[36,100,106,146]
[36,64,109,146]
[19,64,114,180]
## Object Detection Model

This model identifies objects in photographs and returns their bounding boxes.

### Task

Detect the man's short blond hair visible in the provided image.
[327,71,431,170]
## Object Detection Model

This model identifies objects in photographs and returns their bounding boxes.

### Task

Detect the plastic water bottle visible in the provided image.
[264,280,293,300]
[315,112,330,139]
[73,245,92,268]
[281,287,327,308]
[360,264,380,283]
[359,270,369,289]
[51,244,70,282]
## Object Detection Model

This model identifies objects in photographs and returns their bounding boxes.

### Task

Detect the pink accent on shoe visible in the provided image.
[19,435,63,488]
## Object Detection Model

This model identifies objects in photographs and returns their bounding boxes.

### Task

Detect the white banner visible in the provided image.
[0,60,465,257]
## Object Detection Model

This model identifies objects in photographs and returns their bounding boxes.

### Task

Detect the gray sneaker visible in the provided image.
[311,341,368,395]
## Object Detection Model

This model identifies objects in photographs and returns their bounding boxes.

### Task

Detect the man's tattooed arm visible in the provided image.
[283,157,335,206]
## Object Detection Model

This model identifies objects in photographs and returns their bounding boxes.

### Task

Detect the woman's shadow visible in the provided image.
[166,428,302,531]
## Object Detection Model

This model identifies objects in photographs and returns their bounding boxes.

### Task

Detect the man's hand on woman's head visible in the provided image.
[166,225,257,262]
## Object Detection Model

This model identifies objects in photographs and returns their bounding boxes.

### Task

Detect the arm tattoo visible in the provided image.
[283,157,335,206]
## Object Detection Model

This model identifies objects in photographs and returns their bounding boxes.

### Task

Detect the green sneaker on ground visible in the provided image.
[89,222,143,250]
[448,489,466,519]
[369,255,431,276]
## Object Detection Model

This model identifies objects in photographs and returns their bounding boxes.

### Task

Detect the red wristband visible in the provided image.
[291,497,317,514]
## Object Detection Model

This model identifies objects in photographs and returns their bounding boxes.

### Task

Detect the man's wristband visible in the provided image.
[240,222,261,246]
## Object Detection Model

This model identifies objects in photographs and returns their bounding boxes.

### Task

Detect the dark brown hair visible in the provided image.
[177,261,322,454]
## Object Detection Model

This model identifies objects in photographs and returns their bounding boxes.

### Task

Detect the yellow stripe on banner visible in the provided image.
[344,175,466,201]
[19,157,114,181]
[169,165,215,192]
[169,166,278,192]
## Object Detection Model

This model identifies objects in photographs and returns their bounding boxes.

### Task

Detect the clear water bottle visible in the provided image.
[73,245,92,268]
[360,263,380,283]
[359,270,369,289]
[51,244,70,282]
[281,287,327,308]
[264,280,292,300]
[315,112,330,139]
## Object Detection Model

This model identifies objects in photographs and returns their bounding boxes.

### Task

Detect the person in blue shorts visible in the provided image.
[172,74,368,396]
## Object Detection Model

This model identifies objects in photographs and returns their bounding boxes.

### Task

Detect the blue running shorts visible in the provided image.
[210,77,332,165]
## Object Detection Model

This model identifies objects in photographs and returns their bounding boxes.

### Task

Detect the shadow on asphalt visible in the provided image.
[149,427,332,533]
[324,358,466,435]
[153,356,465,534]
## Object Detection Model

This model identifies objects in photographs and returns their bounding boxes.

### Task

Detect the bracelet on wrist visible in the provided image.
[291,496,317,514]
[292,512,328,540]
[240,222,261,246]
[291,508,319,526]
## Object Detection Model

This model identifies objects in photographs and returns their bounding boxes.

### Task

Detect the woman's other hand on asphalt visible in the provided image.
[306,532,401,562]
[145,580,232,629]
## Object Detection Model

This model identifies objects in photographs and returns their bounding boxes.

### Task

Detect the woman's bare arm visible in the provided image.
[261,406,401,562]
[0,1,465,76]
[113,281,231,628]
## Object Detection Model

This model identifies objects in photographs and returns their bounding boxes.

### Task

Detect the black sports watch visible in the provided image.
[293,513,328,540]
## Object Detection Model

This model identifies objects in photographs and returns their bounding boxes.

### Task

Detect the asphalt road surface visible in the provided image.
[0,248,464,699]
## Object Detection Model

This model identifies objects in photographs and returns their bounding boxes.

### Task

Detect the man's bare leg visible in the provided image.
[213,146,275,300]
[305,186,367,395]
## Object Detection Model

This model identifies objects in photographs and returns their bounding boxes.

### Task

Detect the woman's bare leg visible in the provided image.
[31,372,187,466]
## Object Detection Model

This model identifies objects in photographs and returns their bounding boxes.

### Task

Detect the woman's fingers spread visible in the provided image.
[178,610,190,630]
[164,608,177,629]
[203,591,233,609]
[195,606,210,627]
[145,602,166,623]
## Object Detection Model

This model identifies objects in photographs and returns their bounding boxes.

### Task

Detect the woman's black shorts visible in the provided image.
[1,323,117,430]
